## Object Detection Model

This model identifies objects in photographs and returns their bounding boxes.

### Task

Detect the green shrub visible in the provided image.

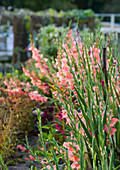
[37,24,68,58]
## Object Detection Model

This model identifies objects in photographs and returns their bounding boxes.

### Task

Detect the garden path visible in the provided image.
[8,133,42,170]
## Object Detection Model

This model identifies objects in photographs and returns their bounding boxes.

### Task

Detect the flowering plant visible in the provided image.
[20,29,120,169]
[0,71,36,159]
[0,29,119,169]
[37,24,68,58]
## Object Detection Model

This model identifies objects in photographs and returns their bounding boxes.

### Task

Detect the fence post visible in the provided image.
[111,14,115,31]
[102,47,108,102]
[12,16,28,64]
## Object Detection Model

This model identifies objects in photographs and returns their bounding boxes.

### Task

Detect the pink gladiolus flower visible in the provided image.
[56,124,61,131]
[46,165,51,169]
[104,123,118,137]
[29,155,34,161]
[41,160,47,164]
[17,145,26,151]
[25,158,29,160]
[69,153,79,162]
[110,118,118,127]
[104,124,109,133]
[63,142,74,152]
[28,91,47,102]
[110,128,117,136]
[71,162,80,170]
[41,147,44,151]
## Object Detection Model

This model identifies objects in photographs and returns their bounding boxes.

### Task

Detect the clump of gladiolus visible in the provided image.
[3,29,119,169]
[21,29,119,169]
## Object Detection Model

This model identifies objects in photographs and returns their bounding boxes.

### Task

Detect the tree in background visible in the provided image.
[0,0,120,13]
[103,0,120,13]
[29,0,77,11]
[0,0,77,11]
[74,0,107,12]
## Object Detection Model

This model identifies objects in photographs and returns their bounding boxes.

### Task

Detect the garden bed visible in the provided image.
[0,25,120,170]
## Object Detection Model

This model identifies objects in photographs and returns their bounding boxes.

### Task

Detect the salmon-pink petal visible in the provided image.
[110,118,118,127]
[110,128,117,136]
[29,155,34,160]
[104,124,109,133]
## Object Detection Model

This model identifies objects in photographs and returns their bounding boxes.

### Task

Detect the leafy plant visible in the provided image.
[22,29,120,169]
[0,27,119,170]
[37,24,68,58]
[0,71,36,160]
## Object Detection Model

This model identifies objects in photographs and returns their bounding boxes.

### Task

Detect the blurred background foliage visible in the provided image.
[0,0,120,13]
[37,25,68,58]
